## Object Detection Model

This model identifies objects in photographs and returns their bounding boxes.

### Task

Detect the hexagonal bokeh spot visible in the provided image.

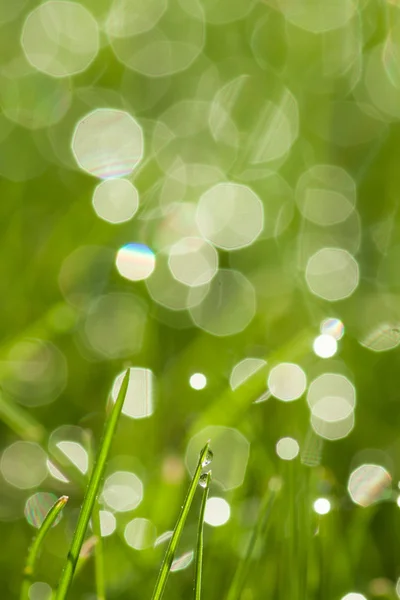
[347,464,392,507]
[72,109,143,179]
[185,426,250,490]
[21,1,99,78]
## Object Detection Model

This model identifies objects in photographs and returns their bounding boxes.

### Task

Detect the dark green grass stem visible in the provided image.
[194,471,211,600]
[20,495,69,600]
[54,369,130,600]
[226,485,277,600]
[151,442,211,600]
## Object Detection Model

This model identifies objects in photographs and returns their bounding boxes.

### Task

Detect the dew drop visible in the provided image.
[201,448,213,468]
[199,473,209,488]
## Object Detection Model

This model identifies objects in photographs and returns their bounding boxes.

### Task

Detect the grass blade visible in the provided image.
[0,389,46,444]
[20,495,69,600]
[151,442,212,600]
[226,484,277,600]
[194,471,211,600]
[86,430,106,600]
[54,369,130,600]
[91,499,106,600]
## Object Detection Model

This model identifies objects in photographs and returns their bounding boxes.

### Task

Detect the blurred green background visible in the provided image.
[1,0,400,599]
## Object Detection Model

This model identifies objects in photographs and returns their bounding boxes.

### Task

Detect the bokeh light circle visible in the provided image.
[307,373,356,410]
[124,518,156,549]
[348,464,392,507]
[276,437,300,461]
[28,582,52,600]
[106,0,167,37]
[21,1,99,78]
[305,248,359,301]
[168,237,218,287]
[313,334,338,358]
[3,338,68,407]
[268,363,307,401]
[116,243,156,281]
[72,109,143,179]
[1,442,47,489]
[189,373,207,390]
[321,318,345,340]
[102,471,143,512]
[197,182,264,250]
[108,0,205,77]
[296,164,356,226]
[313,498,331,515]
[99,510,116,537]
[204,497,230,527]
[279,0,357,33]
[189,269,256,336]
[92,179,139,224]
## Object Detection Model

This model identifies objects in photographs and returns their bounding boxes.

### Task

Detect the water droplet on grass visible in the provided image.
[199,473,209,488]
[202,448,213,467]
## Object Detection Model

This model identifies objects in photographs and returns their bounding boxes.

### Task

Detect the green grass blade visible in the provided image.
[194,471,211,600]
[54,369,130,600]
[226,485,277,600]
[20,495,69,600]
[86,430,106,600]
[91,499,106,600]
[151,442,212,600]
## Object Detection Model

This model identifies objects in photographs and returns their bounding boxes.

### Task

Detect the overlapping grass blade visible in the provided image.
[0,388,45,444]
[194,471,211,600]
[151,442,212,600]
[91,498,106,600]
[20,495,69,600]
[227,484,277,600]
[85,429,106,600]
[54,369,130,600]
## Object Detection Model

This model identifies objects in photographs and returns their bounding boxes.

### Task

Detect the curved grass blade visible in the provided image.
[54,369,130,600]
[151,442,212,600]
[226,484,277,600]
[194,471,211,600]
[20,495,68,600]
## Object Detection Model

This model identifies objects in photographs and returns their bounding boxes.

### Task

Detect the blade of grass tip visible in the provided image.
[54,369,130,600]
[20,495,69,600]
[194,470,211,600]
[226,484,278,600]
[151,442,212,600]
